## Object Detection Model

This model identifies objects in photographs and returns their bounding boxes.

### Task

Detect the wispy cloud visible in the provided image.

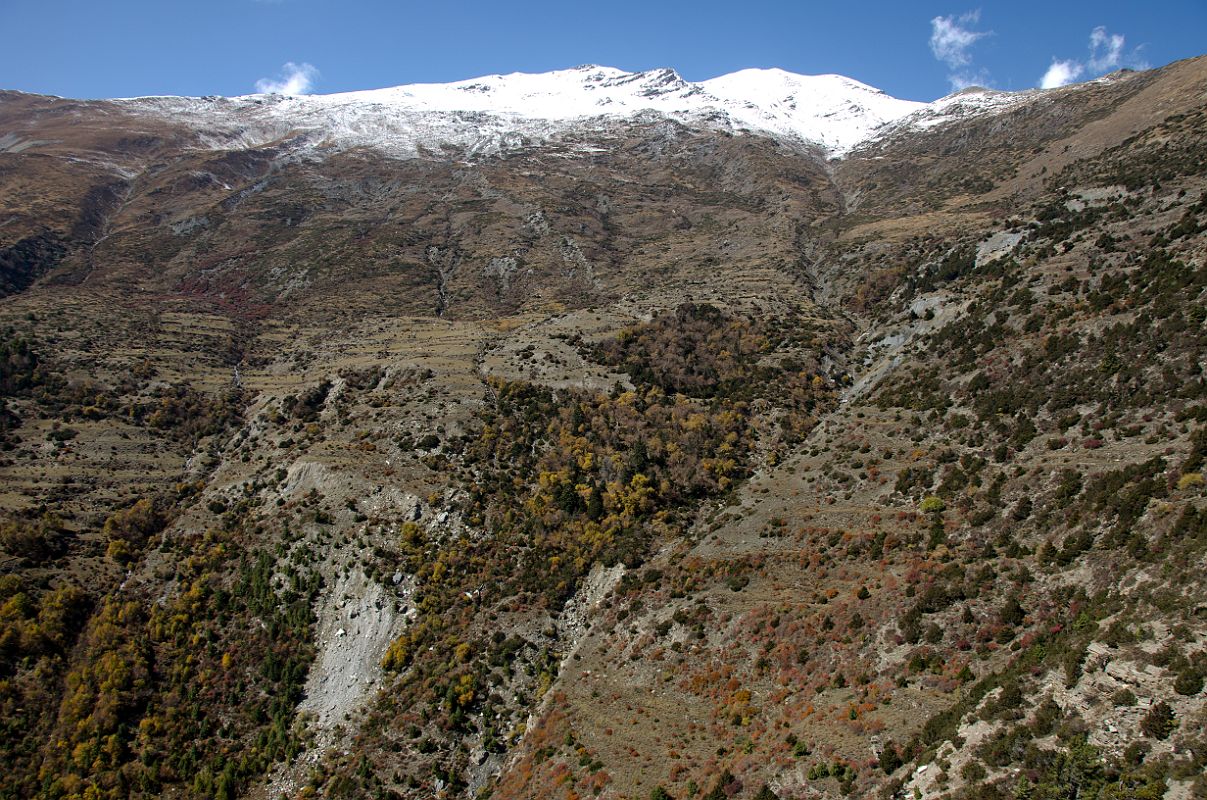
[1088,26,1126,72]
[1039,26,1148,89]
[255,62,319,95]
[930,11,992,91]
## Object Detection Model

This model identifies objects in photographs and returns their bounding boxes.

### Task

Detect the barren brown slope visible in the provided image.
[0,56,1204,800]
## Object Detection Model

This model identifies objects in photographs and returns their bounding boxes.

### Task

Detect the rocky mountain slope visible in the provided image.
[0,56,1205,800]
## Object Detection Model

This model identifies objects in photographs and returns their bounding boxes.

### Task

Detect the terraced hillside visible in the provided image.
[0,57,1205,800]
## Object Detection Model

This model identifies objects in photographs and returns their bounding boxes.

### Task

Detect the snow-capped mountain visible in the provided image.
[118,65,931,159]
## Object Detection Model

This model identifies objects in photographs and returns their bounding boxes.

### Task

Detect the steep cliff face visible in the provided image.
[0,57,1204,800]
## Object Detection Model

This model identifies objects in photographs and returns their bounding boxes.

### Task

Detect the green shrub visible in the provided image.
[1139,701,1176,739]
[920,496,946,514]
[1174,669,1203,696]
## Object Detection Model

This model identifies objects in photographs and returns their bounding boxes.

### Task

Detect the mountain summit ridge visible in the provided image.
[106,64,951,158]
[12,64,1083,161]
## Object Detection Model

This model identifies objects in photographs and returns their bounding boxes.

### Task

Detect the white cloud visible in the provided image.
[1087,26,1125,72]
[947,68,992,91]
[930,11,993,91]
[1040,59,1084,89]
[930,11,989,68]
[255,62,319,95]
[1038,26,1148,89]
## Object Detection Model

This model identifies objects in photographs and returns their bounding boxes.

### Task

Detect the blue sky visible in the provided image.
[1,0,1203,101]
